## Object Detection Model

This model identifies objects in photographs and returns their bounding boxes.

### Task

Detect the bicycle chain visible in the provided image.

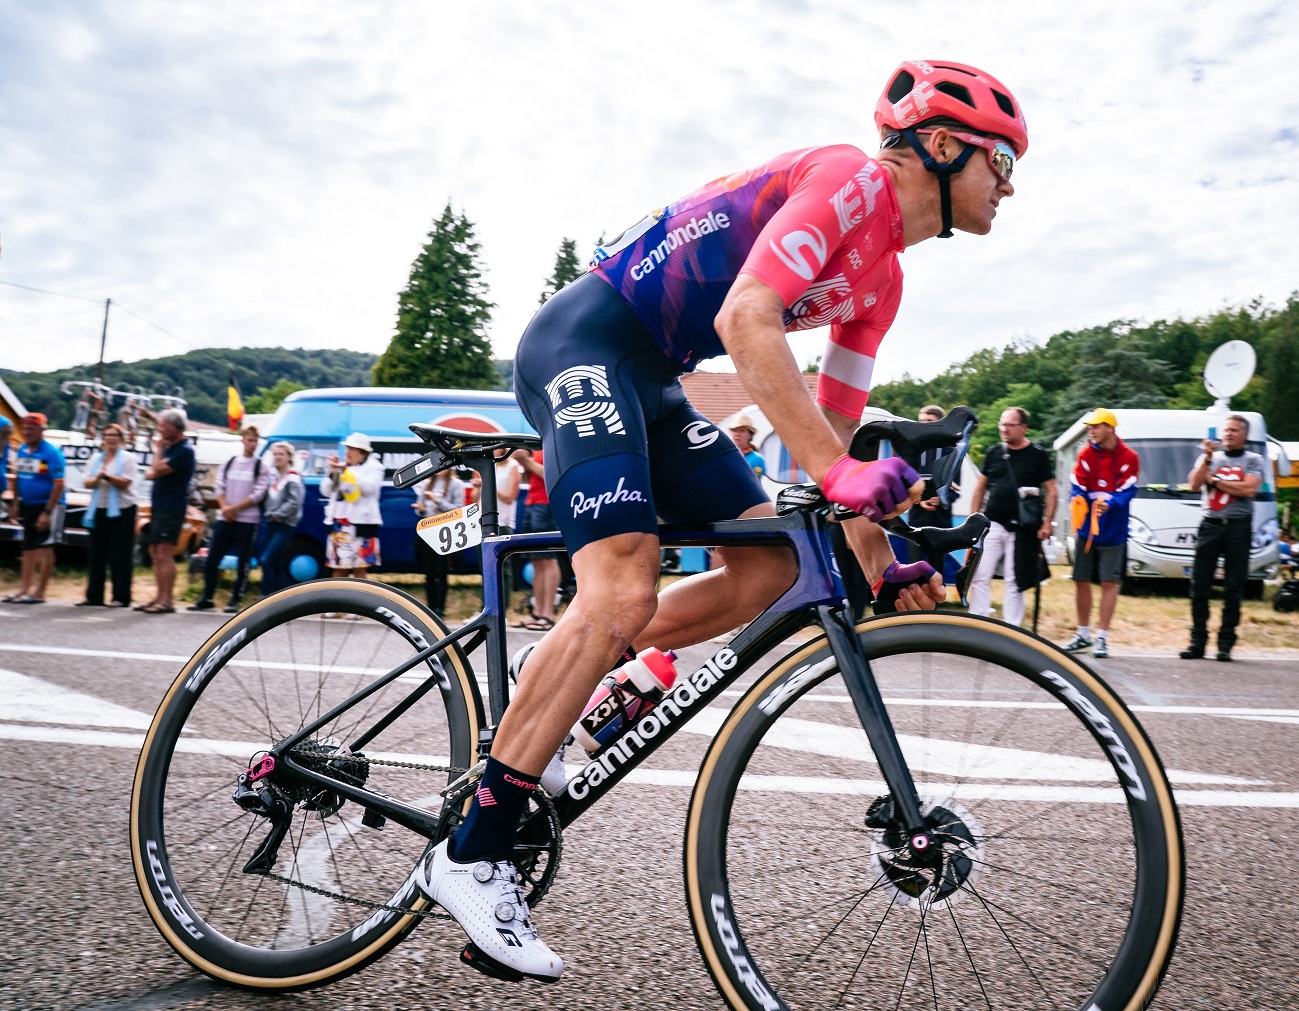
[262,748,561,917]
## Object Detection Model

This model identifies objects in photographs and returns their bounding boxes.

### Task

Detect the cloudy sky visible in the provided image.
[1,1,1295,388]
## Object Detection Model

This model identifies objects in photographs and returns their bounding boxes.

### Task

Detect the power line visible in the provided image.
[0,277,200,352]
[0,278,102,303]
[112,301,199,351]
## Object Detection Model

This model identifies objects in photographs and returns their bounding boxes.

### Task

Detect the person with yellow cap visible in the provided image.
[1061,408,1140,659]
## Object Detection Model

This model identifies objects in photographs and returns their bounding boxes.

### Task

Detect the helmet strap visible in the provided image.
[901,129,975,239]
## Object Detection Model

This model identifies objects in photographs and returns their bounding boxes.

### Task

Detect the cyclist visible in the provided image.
[417,59,1027,981]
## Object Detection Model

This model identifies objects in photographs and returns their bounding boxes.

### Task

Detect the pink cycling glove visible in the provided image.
[821,455,919,522]
[871,559,939,614]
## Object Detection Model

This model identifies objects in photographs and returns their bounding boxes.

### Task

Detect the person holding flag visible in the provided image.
[1061,408,1140,659]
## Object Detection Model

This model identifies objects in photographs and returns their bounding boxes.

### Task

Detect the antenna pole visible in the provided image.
[96,298,112,385]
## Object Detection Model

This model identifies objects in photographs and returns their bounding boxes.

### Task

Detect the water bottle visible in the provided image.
[571,648,679,755]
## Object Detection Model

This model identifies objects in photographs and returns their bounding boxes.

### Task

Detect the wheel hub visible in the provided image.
[866,795,984,909]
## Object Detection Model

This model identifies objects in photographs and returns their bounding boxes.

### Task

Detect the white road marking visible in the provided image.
[0,668,155,730]
[5,720,1298,808]
[680,708,1268,786]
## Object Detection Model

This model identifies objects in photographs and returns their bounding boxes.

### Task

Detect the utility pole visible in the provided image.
[96,298,111,385]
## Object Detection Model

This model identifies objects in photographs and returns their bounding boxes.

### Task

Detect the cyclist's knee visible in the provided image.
[570,533,661,639]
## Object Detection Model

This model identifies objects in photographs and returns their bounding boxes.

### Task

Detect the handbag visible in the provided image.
[1003,445,1044,530]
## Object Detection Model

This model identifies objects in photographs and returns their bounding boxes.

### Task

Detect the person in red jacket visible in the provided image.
[1061,408,1140,658]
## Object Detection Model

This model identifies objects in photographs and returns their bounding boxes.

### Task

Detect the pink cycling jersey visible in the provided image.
[592,145,905,419]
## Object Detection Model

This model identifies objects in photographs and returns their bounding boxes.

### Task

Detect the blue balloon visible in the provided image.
[520,561,534,587]
[289,553,319,582]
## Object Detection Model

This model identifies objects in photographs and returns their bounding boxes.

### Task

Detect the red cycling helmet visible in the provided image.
[875,60,1028,157]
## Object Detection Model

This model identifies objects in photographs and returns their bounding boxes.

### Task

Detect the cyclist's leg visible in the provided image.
[634,397,797,649]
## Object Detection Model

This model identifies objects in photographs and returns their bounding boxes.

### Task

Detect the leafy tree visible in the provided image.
[243,379,307,416]
[372,203,497,390]
[539,238,583,304]
[1263,303,1299,439]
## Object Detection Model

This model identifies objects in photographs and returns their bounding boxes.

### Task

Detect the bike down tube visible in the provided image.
[816,603,929,838]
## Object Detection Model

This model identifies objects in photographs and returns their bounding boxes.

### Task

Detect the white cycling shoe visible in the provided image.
[416,839,564,983]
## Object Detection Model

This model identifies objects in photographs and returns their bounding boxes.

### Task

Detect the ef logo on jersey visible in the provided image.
[545,365,626,438]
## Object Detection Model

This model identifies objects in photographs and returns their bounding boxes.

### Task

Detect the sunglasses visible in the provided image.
[949,131,1016,183]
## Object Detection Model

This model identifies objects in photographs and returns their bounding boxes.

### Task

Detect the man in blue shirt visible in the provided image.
[0,416,12,499]
[3,413,65,604]
[137,408,196,614]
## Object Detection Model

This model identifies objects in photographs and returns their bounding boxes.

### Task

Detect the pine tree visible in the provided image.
[538,238,583,304]
[373,203,498,389]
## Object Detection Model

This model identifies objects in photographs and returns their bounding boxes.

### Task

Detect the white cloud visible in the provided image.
[0,0,1295,392]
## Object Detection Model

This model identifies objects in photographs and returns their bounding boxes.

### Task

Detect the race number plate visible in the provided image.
[416,503,482,556]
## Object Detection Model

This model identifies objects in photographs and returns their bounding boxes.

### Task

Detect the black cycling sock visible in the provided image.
[449,758,540,863]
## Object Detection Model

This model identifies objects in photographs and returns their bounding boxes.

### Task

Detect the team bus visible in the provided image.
[258,387,533,580]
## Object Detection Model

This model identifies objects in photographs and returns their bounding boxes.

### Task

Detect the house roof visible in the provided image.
[0,375,27,427]
[679,370,819,426]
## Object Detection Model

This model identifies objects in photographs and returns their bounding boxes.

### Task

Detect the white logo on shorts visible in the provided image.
[683,421,719,449]
[545,365,625,438]
[571,478,646,519]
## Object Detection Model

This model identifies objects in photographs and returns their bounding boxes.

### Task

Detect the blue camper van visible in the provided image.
[259,387,533,580]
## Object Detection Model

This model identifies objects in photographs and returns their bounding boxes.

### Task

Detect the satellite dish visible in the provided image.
[1202,340,1256,404]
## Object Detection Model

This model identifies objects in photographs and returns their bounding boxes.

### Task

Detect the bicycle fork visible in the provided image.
[817,605,935,858]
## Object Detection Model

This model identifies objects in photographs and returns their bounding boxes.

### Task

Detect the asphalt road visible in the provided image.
[1,598,1297,1011]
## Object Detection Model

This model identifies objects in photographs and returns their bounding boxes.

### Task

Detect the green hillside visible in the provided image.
[2,347,378,429]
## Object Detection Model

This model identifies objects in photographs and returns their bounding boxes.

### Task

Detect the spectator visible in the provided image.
[80,422,139,608]
[138,409,195,614]
[413,468,467,619]
[190,426,270,613]
[967,407,1056,626]
[322,432,384,579]
[3,413,65,604]
[494,454,522,534]
[1180,414,1265,662]
[1060,408,1140,659]
[0,416,12,502]
[514,448,561,631]
[259,441,305,597]
[906,405,956,530]
[728,414,767,477]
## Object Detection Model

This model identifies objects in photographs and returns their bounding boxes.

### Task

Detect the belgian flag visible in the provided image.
[227,375,244,431]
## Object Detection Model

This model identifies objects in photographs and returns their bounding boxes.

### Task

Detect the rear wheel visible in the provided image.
[687,612,1183,1011]
[130,579,481,990]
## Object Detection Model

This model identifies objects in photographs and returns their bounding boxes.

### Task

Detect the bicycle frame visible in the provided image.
[270,507,935,845]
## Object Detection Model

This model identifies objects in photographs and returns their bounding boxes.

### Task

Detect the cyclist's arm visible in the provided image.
[715,275,848,486]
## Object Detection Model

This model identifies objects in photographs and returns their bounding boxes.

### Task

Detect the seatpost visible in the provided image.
[471,456,500,536]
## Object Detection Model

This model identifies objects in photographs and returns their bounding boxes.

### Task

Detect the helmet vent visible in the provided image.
[888,71,916,104]
[993,90,1016,117]
[933,64,977,77]
[935,82,974,108]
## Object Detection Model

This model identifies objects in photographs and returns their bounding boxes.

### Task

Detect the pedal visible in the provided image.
[460,942,525,982]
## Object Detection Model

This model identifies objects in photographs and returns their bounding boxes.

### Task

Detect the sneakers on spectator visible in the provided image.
[415,839,563,982]
[1092,641,1110,659]
[1061,633,1093,653]
[187,599,215,612]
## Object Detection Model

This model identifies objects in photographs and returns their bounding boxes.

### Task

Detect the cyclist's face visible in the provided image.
[949,136,1015,236]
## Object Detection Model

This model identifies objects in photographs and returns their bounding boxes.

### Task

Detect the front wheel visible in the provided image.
[686,612,1183,1011]
[130,579,482,990]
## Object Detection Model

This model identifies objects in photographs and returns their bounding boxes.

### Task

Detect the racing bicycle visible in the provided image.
[130,408,1184,1010]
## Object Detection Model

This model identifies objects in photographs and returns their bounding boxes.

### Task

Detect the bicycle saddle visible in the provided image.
[409,423,541,453]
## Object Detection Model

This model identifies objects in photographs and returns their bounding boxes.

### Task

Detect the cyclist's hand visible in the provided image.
[821,456,923,522]
[871,560,945,614]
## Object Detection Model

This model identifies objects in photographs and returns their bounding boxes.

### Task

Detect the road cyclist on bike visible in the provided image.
[416,58,1029,981]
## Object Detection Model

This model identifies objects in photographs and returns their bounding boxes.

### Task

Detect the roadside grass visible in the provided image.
[2,559,1295,651]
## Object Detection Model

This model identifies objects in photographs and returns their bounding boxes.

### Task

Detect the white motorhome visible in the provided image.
[1052,408,1281,594]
